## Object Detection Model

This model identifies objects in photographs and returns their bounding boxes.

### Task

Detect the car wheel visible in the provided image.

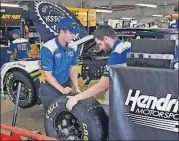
[6,71,36,108]
[44,96,108,141]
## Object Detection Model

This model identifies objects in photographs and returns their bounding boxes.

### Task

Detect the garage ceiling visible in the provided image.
[1,0,178,23]
[1,0,177,8]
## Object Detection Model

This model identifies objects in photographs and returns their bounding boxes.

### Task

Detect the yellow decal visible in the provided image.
[67,7,96,26]
[6,74,14,101]
[28,89,32,103]
[46,102,59,119]
[30,70,45,82]
[1,14,21,20]
[82,123,88,140]
[30,71,41,77]
[39,72,45,82]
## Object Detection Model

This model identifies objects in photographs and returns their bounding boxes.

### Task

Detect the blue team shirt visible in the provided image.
[103,39,131,77]
[8,38,31,60]
[41,37,79,84]
[168,20,179,30]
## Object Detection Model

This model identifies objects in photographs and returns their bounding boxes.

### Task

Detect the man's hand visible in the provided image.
[75,88,81,93]
[62,87,72,94]
[66,96,79,111]
[163,15,172,21]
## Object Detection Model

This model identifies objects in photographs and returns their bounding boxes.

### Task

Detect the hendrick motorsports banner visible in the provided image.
[26,1,88,42]
[109,65,178,140]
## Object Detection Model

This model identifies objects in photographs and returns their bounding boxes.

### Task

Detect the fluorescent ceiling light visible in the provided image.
[95,9,112,13]
[120,17,134,20]
[152,14,163,17]
[1,3,19,7]
[100,6,108,8]
[0,9,5,12]
[135,4,157,8]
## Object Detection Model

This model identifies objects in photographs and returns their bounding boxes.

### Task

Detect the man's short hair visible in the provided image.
[174,2,179,12]
[94,25,116,40]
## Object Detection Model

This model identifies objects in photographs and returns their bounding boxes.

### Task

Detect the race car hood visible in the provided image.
[24,1,88,42]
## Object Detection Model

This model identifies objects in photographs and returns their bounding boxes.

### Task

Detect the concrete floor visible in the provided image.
[1,96,46,135]
[0,81,106,138]
[0,79,94,136]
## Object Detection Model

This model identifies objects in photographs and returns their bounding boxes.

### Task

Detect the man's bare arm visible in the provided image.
[171,13,179,20]
[163,13,179,21]
[44,71,64,91]
[69,66,81,92]
[76,77,109,101]
[66,77,109,110]
[44,71,72,94]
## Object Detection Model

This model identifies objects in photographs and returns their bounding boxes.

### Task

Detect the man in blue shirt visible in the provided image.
[7,29,31,60]
[66,25,131,111]
[40,17,81,110]
[163,2,179,30]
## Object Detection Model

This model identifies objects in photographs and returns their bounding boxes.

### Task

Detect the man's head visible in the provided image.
[57,17,80,42]
[12,29,21,39]
[94,25,117,52]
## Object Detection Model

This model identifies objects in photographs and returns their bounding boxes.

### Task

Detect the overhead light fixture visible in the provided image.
[100,6,108,8]
[95,9,112,13]
[1,3,20,8]
[135,4,157,8]
[152,14,163,17]
[0,9,5,12]
[120,17,134,20]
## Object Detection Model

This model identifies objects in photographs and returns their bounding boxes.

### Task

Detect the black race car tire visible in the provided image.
[6,71,36,108]
[44,96,108,141]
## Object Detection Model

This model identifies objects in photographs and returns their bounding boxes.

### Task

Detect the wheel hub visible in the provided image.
[54,111,82,140]
[12,80,29,101]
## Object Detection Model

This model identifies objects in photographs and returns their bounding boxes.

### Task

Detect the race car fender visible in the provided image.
[1,60,40,96]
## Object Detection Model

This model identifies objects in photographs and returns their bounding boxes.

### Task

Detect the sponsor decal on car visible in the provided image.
[33,1,80,41]
[34,1,71,35]
[125,89,179,133]
[12,62,26,68]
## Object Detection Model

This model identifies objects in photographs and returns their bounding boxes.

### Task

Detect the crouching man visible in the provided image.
[40,18,81,110]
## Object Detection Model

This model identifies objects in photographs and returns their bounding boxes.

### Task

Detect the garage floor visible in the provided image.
[1,80,106,137]
[1,96,46,135]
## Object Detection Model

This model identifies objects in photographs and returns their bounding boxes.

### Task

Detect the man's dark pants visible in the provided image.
[39,80,71,111]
